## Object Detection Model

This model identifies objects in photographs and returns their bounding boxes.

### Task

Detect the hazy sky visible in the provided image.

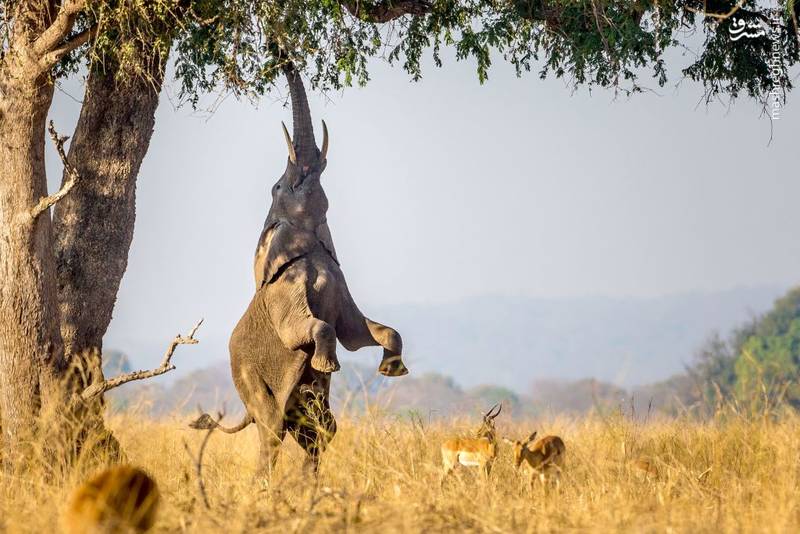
[47,51,800,375]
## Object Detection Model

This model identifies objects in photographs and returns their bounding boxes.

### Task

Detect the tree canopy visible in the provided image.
[177,0,800,106]
[15,0,795,107]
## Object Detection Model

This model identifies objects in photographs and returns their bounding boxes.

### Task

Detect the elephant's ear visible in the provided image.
[315,222,339,265]
[254,222,317,288]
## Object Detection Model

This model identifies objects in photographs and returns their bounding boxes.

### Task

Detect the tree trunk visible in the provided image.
[51,49,166,457]
[0,62,67,460]
[54,54,165,363]
[0,1,169,466]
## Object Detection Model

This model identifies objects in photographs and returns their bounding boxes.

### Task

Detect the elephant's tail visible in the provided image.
[189,412,253,434]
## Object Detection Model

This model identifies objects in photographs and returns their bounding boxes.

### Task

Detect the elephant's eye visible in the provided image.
[275,185,281,191]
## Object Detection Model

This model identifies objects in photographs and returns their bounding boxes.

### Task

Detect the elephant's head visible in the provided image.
[255,65,338,288]
[266,66,330,232]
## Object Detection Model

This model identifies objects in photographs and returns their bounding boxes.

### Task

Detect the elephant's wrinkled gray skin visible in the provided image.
[191,64,408,476]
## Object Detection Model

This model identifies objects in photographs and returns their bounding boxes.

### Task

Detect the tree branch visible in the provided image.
[33,0,88,57]
[589,0,613,61]
[40,24,97,68]
[31,120,79,219]
[684,0,745,20]
[80,319,204,401]
[340,0,432,23]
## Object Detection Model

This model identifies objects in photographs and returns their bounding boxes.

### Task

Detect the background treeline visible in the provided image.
[106,286,800,420]
[690,286,800,413]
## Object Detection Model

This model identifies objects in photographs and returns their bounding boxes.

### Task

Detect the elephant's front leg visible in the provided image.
[305,318,340,373]
[277,317,340,373]
[367,319,409,377]
[338,316,408,377]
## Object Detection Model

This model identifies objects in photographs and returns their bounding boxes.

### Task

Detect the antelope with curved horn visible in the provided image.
[441,403,502,483]
[503,431,566,490]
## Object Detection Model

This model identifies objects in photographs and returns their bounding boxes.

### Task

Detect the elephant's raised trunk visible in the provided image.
[283,63,319,166]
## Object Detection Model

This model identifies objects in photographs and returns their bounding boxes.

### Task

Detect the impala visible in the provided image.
[504,431,566,489]
[441,403,502,483]
[631,456,660,479]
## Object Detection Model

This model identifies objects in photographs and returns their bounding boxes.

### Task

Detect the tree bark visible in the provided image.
[0,58,67,459]
[54,52,165,363]
[50,46,166,457]
[0,0,167,465]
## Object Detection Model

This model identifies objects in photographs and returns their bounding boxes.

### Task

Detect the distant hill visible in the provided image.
[105,286,785,419]
[107,360,241,418]
[103,350,132,376]
[367,287,783,390]
[106,360,698,420]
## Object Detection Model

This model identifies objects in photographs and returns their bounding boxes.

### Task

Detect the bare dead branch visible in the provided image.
[40,24,97,68]
[80,319,204,401]
[183,409,223,510]
[33,0,88,57]
[31,120,79,219]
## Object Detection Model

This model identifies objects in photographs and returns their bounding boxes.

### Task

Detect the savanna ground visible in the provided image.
[2,408,799,533]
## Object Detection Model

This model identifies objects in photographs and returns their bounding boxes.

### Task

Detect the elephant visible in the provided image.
[190,63,408,476]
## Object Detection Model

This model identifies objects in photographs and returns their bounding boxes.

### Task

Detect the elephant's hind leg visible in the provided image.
[238,374,286,482]
[338,317,408,377]
[286,392,337,475]
[255,422,285,482]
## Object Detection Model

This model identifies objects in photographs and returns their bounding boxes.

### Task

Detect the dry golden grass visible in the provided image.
[2,410,800,533]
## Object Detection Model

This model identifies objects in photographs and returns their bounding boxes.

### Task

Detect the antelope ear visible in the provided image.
[525,431,538,444]
[254,222,317,288]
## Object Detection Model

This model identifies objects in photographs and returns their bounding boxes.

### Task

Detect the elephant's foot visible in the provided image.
[378,355,409,377]
[311,352,341,373]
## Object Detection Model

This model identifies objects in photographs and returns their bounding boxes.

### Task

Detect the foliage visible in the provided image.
[692,287,800,412]
[4,0,795,105]
[691,331,740,404]
[79,0,800,106]
[29,0,181,82]
[684,6,798,103]
[733,288,800,408]
[468,384,520,407]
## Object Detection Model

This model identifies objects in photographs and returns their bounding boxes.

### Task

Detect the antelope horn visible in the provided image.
[491,403,503,419]
[320,120,329,161]
[525,431,538,444]
[485,403,500,419]
[281,122,297,164]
